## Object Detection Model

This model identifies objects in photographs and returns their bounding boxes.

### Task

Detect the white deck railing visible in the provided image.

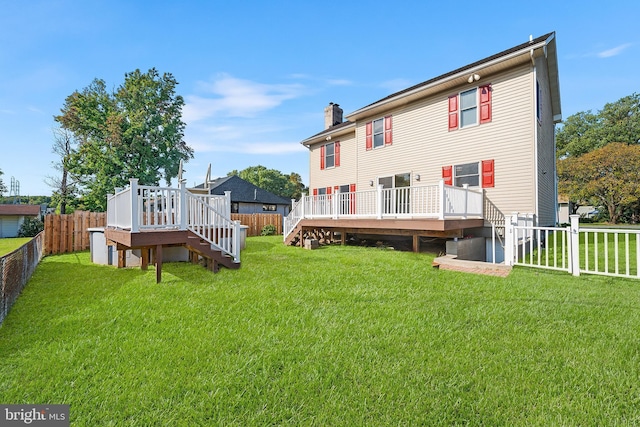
[283,180,484,238]
[106,179,239,262]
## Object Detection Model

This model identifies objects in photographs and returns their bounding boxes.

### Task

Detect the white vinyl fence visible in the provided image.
[505,214,640,279]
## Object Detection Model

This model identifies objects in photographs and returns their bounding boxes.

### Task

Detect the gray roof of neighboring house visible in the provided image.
[199,175,291,205]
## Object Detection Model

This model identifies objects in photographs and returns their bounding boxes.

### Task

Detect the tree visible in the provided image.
[557,143,640,224]
[55,68,193,211]
[556,93,640,158]
[0,168,6,197]
[46,127,80,214]
[228,166,306,199]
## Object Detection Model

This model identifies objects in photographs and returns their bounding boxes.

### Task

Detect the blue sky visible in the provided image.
[1,0,638,197]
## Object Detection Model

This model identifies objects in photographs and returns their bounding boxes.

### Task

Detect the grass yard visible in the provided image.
[0,237,32,257]
[1,236,640,425]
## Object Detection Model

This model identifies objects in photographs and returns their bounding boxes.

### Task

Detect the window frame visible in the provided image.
[324,142,335,169]
[459,88,478,128]
[453,162,480,187]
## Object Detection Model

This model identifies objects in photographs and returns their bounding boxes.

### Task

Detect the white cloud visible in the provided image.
[183,74,306,122]
[597,43,632,58]
[190,138,306,155]
[326,78,353,86]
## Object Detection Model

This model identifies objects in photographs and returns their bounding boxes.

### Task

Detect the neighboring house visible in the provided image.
[194,175,291,216]
[0,204,41,238]
[285,32,561,262]
[558,197,596,224]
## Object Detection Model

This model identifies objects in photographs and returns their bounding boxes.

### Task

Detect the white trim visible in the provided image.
[347,39,550,120]
[533,65,540,225]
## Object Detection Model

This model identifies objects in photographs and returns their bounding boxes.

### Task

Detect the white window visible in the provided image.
[459,89,477,128]
[324,142,335,168]
[373,118,384,148]
[454,162,479,187]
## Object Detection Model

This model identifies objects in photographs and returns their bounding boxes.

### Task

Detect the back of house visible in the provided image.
[289,32,561,262]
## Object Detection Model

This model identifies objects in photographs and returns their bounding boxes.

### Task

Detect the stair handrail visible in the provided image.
[185,192,240,263]
[283,195,305,241]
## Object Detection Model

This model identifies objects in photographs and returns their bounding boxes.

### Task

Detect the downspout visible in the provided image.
[533,61,539,226]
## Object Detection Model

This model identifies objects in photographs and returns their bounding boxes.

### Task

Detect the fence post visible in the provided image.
[504,214,515,266]
[130,178,139,233]
[376,185,384,220]
[332,189,339,219]
[462,183,469,219]
[300,193,306,220]
[569,214,580,276]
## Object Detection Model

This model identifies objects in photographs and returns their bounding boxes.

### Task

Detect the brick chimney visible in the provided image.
[324,102,343,129]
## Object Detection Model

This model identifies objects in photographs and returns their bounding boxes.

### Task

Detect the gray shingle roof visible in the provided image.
[205,175,291,205]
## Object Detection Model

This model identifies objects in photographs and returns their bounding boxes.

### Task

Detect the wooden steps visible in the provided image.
[184,230,240,273]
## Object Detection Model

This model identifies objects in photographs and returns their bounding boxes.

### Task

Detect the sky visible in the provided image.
[0,0,638,198]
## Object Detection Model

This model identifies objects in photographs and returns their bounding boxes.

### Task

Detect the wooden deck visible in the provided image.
[105,227,239,283]
[285,218,485,251]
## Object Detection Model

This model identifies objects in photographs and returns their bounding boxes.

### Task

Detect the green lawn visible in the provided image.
[0,237,32,257]
[1,236,640,425]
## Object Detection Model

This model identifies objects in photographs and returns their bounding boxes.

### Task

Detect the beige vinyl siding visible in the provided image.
[355,63,536,218]
[535,54,558,226]
[308,130,357,192]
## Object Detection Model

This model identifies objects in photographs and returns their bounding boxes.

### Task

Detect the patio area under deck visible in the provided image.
[288,217,485,252]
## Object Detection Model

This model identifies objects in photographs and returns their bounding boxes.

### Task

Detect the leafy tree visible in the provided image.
[55,68,193,211]
[46,127,80,214]
[558,143,640,224]
[556,93,640,158]
[228,166,306,199]
[0,168,6,197]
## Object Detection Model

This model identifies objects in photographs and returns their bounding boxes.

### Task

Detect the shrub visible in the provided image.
[18,217,44,237]
[260,224,277,236]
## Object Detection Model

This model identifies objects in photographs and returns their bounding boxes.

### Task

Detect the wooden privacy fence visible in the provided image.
[231,213,282,236]
[44,211,106,255]
[44,211,281,255]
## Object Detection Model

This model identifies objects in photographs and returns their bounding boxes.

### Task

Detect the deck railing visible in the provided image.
[283,180,484,238]
[106,179,238,262]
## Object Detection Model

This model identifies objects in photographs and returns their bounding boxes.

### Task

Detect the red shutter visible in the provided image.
[384,115,392,146]
[334,185,339,193]
[326,186,332,195]
[365,121,373,150]
[313,188,318,196]
[335,141,340,167]
[442,165,453,185]
[482,159,495,188]
[448,95,458,131]
[320,145,325,170]
[349,183,356,214]
[480,85,492,124]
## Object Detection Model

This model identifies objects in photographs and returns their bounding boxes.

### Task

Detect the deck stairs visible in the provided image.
[185,230,240,273]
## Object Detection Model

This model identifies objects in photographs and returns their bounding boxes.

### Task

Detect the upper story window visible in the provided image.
[320,141,340,170]
[460,89,478,127]
[366,115,392,150]
[448,85,492,131]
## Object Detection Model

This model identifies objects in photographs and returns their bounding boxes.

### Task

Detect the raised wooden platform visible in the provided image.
[104,227,239,283]
[285,218,485,251]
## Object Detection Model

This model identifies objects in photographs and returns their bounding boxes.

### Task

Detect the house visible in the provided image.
[193,175,292,216]
[284,32,561,262]
[0,204,42,238]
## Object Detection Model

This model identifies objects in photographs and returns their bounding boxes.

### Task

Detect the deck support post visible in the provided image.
[155,244,163,283]
[141,248,149,270]
[413,235,420,253]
